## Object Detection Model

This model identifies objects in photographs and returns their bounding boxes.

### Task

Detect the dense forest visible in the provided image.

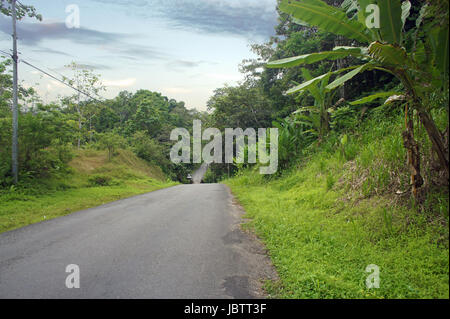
[0,58,208,184]
[206,0,449,202]
[0,0,448,299]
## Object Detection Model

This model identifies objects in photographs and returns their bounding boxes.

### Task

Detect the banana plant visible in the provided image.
[267,0,449,183]
[292,67,338,140]
[273,118,304,168]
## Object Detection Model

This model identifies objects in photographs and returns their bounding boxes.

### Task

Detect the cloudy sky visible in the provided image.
[0,0,278,110]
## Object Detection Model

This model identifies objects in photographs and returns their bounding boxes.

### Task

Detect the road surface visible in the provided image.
[0,184,276,299]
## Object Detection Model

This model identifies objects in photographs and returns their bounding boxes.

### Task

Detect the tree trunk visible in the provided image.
[403,104,424,202]
[89,116,92,144]
[77,113,82,149]
[417,108,449,177]
[334,35,346,99]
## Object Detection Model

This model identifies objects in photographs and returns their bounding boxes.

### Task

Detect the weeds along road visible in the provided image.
[0,184,276,299]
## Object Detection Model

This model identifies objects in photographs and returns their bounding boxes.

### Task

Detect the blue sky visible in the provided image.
[0,0,278,110]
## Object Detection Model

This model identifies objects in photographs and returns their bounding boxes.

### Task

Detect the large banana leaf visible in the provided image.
[326,63,372,90]
[435,25,449,77]
[279,0,372,44]
[267,50,359,69]
[356,0,380,41]
[377,0,403,44]
[349,91,402,105]
[415,3,428,29]
[300,68,322,101]
[341,0,359,17]
[292,106,316,114]
[368,42,411,68]
[286,73,330,94]
[292,17,310,27]
[333,46,368,55]
[286,65,359,94]
[401,1,411,28]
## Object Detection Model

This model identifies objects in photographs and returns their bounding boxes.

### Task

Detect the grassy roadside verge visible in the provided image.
[224,112,449,299]
[0,149,177,234]
[226,175,448,298]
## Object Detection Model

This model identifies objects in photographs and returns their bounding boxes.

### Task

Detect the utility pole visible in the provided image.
[11,0,19,184]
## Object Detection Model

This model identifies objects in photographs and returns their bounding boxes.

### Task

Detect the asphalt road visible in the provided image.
[0,184,275,299]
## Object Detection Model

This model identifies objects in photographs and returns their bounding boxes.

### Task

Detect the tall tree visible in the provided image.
[62,62,105,148]
[267,0,449,200]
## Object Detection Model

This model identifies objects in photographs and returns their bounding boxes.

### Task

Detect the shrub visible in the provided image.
[96,132,127,161]
[88,174,114,186]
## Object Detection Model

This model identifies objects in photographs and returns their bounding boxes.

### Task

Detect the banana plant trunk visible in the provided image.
[403,104,424,201]
[417,107,449,178]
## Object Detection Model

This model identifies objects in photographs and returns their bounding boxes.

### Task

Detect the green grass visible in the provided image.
[224,112,449,299]
[0,149,177,234]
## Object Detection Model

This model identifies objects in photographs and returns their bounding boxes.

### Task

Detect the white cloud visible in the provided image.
[206,73,242,81]
[164,87,193,94]
[103,78,137,87]
[50,80,67,88]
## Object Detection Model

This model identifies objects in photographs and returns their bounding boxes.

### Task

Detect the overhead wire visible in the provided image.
[21,59,103,103]
[1,48,104,102]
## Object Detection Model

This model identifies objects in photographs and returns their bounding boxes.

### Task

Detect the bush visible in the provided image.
[330,106,359,133]
[96,132,127,161]
[88,174,114,186]
[0,106,76,186]
[203,168,217,183]
[130,131,166,164]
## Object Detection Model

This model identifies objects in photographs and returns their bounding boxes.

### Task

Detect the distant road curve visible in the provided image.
[0,184,276,299]
[192,163,209,184]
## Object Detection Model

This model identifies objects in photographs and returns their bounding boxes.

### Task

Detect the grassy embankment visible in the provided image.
[0,149,177,234]
[225,110,449,298]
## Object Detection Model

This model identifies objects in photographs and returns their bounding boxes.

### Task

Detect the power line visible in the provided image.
[1,48,105,102]
[21,59,103,103]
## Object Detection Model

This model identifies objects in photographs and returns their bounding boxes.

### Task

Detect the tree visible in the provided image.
[208,84,274,130]
[62,62,105,148]
[97,132,125,161]
[267,0,449,199]
[0,59,12,117]
[294,67,340,140]
[0,0,42,20]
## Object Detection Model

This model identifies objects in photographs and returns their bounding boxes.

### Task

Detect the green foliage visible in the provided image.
[88,174,115,187]
[267,0,449,200]
[349,91,403,105]
[270,0,449,113]
[0,104,76,184]
[203,167,218,184]
[0,0,42,20]
[273,118,304,169]
[278,0,372,43]
[330,105,359,132]
[130,131,164,163]
[207,84,275,129]
[96,131,127,160]
[0,52,204,185]
[326,173,336,190]
[266,50,361,69]
[225,108,448,298]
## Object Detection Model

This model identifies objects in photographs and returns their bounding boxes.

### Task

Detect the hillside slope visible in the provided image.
[0,149,176,233]
[225,111,449,298]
